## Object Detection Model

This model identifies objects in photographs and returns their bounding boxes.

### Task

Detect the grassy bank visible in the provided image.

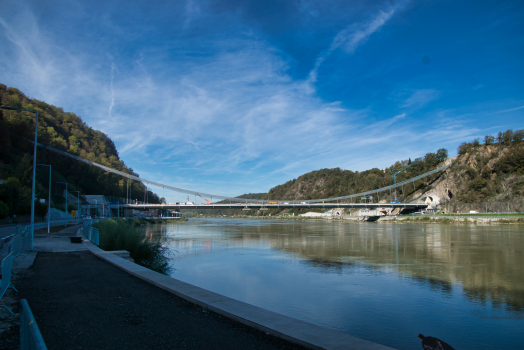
[93,218,171,274]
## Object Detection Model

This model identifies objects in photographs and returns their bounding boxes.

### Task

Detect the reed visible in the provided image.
[94,218,171,274]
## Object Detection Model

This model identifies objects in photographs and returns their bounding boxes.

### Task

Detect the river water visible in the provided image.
[142,218,524,349]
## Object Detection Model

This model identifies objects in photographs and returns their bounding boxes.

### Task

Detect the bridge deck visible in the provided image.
[119,203,428,210]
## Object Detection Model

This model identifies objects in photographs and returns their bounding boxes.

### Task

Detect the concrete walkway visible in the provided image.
[87,241,395,350]
[3,225,397,350]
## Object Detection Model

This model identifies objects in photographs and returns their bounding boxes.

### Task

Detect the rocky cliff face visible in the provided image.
[408,144,524,213]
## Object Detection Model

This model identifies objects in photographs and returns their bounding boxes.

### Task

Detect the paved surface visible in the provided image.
[90,246,396,350]
[5,251,309,350]
[1,225,306,350]
[1,224,397,350]
[0,224,85,261]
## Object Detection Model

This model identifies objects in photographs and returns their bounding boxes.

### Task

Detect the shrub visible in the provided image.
[94,219,171,274]
[458,142,473,156]
[464,167,478,179]
[0,200,8,220]
[494,147,524,174]
[469,177,488,192]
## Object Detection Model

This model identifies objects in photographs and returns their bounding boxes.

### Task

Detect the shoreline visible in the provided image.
[187,214,524,224]
[84,235,397,350]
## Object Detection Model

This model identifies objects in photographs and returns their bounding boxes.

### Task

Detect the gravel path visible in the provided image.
[2,251,306,350]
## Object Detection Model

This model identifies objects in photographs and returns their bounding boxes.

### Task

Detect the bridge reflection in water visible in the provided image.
[144,219,524,350]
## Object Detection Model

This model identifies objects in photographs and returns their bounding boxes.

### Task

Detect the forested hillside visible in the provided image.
[266,149,448,201]
[1,84,522,220]
[0,84,160,220]
[185,149,450,217]
[189,130,524,217]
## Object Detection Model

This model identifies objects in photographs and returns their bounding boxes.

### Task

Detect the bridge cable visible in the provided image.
[33,141,450,204]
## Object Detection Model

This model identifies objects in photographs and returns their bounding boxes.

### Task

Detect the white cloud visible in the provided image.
[330,8,396,54]
[401,89,439,109]
[491,105,524,114]
[0,0,480,200]
[184,0,201,28]
[108,62,115,118]
[308,1,405,84]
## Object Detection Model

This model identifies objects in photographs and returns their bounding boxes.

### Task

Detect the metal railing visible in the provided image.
[20,299,48,350]
[82,221,100,246]
[0,219,83,232]
[10,235,23,259]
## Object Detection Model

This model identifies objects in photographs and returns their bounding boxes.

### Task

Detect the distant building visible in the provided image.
[83,195,110,217]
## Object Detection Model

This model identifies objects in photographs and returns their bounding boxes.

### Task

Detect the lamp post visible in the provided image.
[72,191,80,220]
[57,182,68,227]
[0,106,39,250]
[391,158,421,203]
[37,164,51,233]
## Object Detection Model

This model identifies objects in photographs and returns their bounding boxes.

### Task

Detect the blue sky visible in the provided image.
[1,0,523,202]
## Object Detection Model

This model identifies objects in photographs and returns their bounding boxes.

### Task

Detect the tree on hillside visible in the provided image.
[0,201,9,220]
[0,84,161,205]
[484,135,495,145]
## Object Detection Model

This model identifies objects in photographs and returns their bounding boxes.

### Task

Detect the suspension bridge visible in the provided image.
[35,141,450,211]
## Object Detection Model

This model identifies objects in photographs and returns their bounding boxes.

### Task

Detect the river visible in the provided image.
[141,218,524,349]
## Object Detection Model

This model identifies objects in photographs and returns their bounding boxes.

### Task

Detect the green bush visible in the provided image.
[93,219,171,274]
[0,200,9,220]
[494,147,524,174]
[469,177,488,192]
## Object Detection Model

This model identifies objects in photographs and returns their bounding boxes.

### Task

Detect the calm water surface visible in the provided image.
[143,218,524,350]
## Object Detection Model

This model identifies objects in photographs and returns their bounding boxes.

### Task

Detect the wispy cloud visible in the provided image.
[184,0,201,29]
[401,89,439,109]
[491,105,524,114]
[308,2,405,84]
[1,0,506,200]
[108,62,115,118]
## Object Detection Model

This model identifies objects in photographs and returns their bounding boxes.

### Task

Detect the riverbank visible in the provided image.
[138,217,188,224]
[193,214,524,224]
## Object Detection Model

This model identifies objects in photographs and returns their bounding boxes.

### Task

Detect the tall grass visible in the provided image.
[93,219,171,274]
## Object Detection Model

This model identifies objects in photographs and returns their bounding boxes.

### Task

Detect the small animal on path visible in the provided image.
[418,334,456,350]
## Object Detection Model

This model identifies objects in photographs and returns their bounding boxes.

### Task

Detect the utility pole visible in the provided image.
[37,164,51,233]
[57,182,68,227]
[391,158,421,203]
[72,191,80,220]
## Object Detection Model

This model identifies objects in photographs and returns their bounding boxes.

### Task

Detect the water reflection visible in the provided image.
[279,223,524,311]
[148,220,524,311]
[141,219,524,349]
